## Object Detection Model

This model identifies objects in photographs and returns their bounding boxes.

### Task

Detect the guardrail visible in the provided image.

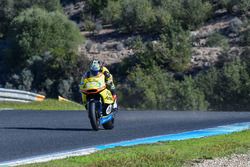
[0,88,46,103]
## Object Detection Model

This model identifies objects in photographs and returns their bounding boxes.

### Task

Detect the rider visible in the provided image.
[79,59,118,110]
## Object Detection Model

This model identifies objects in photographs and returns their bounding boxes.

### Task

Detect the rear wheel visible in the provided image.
[103,118,114,130]
[89,101,99,131]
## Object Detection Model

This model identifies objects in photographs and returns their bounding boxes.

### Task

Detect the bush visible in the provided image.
[100,0,212,33]
[240,48,250,73]
[96,43,104,53]
[228,17,243,34]
[222,0,250,14]
[102,0,122,24]
[119,0,156,32]
[58,78,74,98]
[153,8,172,33]
[116,43,124,51]
[121,65,208,110]
[1,7,87,100]
[206,32,229,50]
[152,0,183,20]
[122,26,191,73]
[195,67,221,109]
[85,40,93,52]
[0,0,61,37]
[165,28,192,72]
[195,58,250,110]
[240,27,250,46]
[94,22,103,34]
[85,0,109,17]
[172,76,208,111]
[84,19,95,31]
[181,0,213,29]
[6,7,83,70]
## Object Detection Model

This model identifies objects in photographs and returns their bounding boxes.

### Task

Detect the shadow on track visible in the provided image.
[2,127,94,131]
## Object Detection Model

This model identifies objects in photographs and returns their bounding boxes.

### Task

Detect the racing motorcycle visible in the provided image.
[79,73,117,131]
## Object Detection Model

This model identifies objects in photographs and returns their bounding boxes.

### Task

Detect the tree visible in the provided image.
[125,65,176,109]
[1,7,85,99]
[122,65,208,110]
[131,25,191,72]
[206,32,229,50]
[0,0,61,37]
[102,0,122,24]
[240,26,250,46]
[85,0,109,17]
[119,0,156,32]
[181,0,212,29]
[172,77,208,111]
[6,7,83,70]
[195,58,250,110]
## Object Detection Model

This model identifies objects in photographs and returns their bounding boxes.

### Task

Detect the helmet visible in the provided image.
[90,59,101,76]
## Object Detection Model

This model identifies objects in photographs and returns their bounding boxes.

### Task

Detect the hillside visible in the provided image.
[62,0,248,68]
[0,0,250,111]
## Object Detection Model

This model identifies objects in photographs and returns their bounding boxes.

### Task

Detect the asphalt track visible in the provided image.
[0,110,250,162]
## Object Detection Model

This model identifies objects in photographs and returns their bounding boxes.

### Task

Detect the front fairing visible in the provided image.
[80,73,114,105]
[80,73,106,94]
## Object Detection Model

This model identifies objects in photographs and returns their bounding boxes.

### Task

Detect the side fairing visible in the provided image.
[100,89,113,104]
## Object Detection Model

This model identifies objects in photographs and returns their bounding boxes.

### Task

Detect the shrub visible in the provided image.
[228,17,243,34]
[102,0,122,24]
[7,7,83,70]
[84,19,95,31]
[172,76,208,111]
[153,8,172,33]
[85,40,93,52]
[122,65,208,110]
[58,78,74,98]
[0,0,61,37]
[152,0,183,20]
[206,32,229,50]
[195,58,250,110]
[124,66,175,109]
[222,0,250,14]
[85,0,109,17]
[165,29,192,72]
[181,0,213,29]
[1,7,87,99]
[240,27,250,46]
[195,67,221,109]
[116,43,124,51]
[94,22,103,34]
[96,43,104,53]
[119,0,156,32]
[238,0,250,14]
[125,27,191,72]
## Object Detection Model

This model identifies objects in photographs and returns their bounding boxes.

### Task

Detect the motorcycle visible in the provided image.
[79,73,116,131]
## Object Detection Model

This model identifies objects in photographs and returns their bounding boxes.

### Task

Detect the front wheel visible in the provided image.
[89,101,99,131]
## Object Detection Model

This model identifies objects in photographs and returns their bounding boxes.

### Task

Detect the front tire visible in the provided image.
[89,101,99,131]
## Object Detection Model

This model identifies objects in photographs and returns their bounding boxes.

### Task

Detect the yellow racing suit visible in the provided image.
[79,66,116,106]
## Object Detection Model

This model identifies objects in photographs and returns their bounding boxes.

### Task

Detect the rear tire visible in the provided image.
[89,101,99,131]
[103,118,114,130]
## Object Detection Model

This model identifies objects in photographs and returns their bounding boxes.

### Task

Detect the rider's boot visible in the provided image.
[112,94,118,112]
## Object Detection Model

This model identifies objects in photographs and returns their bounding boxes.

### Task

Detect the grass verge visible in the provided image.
[23,130,250,167]
[0,99,84,110]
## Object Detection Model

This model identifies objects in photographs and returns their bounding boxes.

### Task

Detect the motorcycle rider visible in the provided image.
[79,59,118,111]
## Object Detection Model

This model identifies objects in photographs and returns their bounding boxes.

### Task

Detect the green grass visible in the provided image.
[0,99,84,110]
[23,130,250,167]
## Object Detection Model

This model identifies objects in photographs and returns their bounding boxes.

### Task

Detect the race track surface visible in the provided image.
[0,110,250,162]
